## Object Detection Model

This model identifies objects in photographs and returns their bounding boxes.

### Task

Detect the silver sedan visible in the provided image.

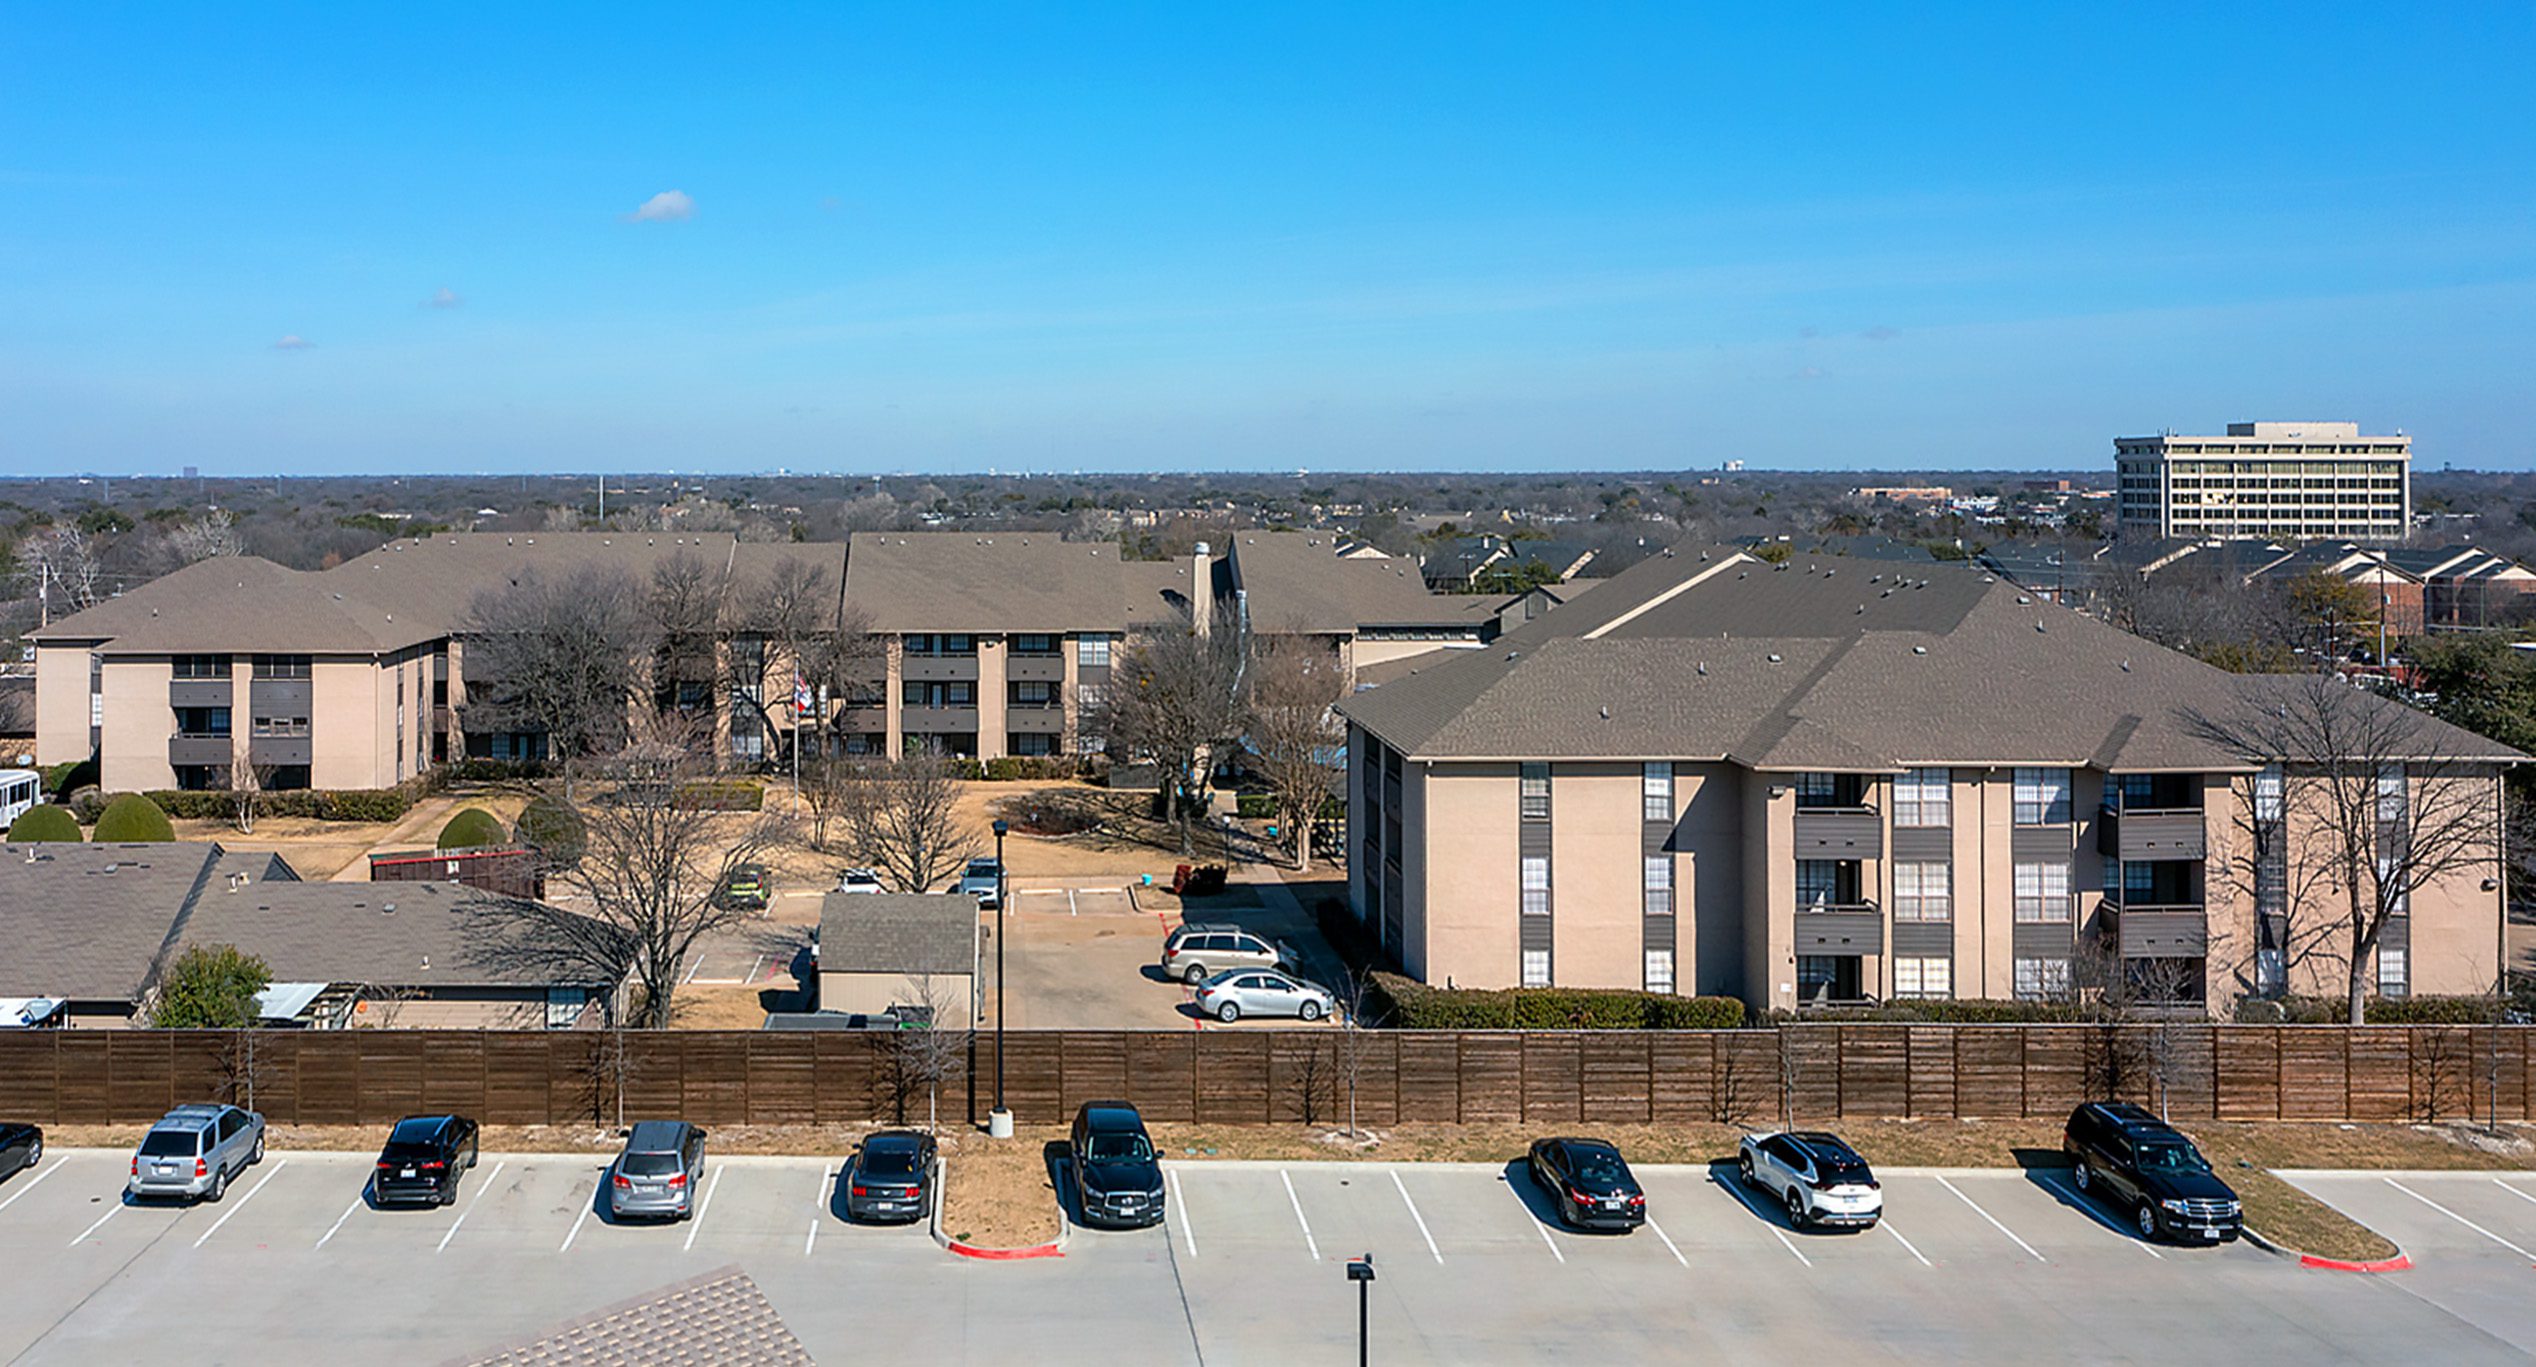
[1193,968,1336,1023]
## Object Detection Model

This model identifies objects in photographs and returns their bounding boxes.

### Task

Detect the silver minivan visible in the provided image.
[1160,925,1293,984]
[609,1120,706,1221]
[127,1104,265,1203]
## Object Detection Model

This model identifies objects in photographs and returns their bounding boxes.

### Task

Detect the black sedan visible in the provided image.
[372,1114,480,1207]
[1527,1136,1646,1231]
[0,1122,39,1182]
[844,1130,937,1223]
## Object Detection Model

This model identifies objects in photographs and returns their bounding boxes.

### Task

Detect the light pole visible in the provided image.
[988,817,1013,1139]
[1346,1253,1376,1366]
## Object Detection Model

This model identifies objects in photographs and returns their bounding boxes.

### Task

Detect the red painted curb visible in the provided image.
[2298,1253,2412,1273]
[947,1240,1065,1261]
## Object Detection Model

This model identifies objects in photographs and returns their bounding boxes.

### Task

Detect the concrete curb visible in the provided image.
[929,1154,1067,1261]
[2240,1223,2411,1272]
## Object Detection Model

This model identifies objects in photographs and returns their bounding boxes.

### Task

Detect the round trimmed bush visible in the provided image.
[515,794,585,861]
[92,792,175,842]
[436,806,509,850]
[6,804,82,843]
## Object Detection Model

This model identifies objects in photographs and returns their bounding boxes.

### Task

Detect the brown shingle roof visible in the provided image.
[818,892,980,978]
[844,533,1128,633]
[0,842,229,1004]
[31,558,440,654]
[1225,532,1472,633]
[173,881,625,990]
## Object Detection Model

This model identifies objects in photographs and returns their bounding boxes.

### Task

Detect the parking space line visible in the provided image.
[193,1159,288,1248]
[2387,1179,2536,1260]
[1936,1176,2045,1263]
[1645,1216,1689,1268]
[315,1187,367,1249]
[2032,1174,2160,1258]
[69,1201,124,1246]
[2494,1179,2536,1211]
[809,1165,838,1256]
[1279,1169,1320,1261]
[1529,1211,1567,1263]
[1709,1173,1809,1267]
[0,1161,60,1215]
[1171,1169,1195,1257]
[1390,1171,1441,1264]
[560,1193,595,1252]
[683,1165,725,1251]
[1883,1220,1933,1268]
[436,1160,503,1254]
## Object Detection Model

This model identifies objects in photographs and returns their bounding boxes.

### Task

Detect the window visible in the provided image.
[1895,957,1952,999]
[1011,680,1057,708]
[1642,762,1673,821]
[1013,633,1058,656]
[1076,634,1113,668]
[902,680,975,708]
[2378,947,2408,997]
[1643,856,1673,915]
[1794,772,1838,807]
[2257,947,2287,996]
[250,654,311,679]
[1520,857,1550,916]
[251,714,309,737]
[1644,949,1675,995]
[1892,862,1951,921]
[2014,957,2071,1001]
[175,706,230,737]
[172,654,228,679]
[2123,860,2158,902]
[1521,950,1550,988]
[1075,682,1104,714]
[1519,763,1550,820]
[2255,764,2283,822]
[1893,768,1950,827]
[1009,731,1056,757]
[1076,732,1107,756]
[2013,862,2071,922]
[2013,768,2070,825]
[2376,764,2406,824]
[1796,859,1843,909]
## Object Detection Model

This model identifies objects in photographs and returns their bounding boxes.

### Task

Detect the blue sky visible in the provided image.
[3,3,2533,475]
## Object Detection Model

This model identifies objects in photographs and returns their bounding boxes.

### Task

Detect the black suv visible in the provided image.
[373,1114,480,1207]
[1068,1101,1165,1229]
[2063,1102,2242,1244]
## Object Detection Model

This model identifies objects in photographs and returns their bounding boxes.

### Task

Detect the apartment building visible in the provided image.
[2116,421,2411,542]
[32,529,1485,785]
[1339,545,2516,1016]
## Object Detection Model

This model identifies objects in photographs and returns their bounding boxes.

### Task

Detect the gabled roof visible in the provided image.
[0,842,230,1003]
[31,558,440,654]
[173,880,625,990]
[818,893,979,978]
[844,533,1127,633]
[1226,531,1471,633]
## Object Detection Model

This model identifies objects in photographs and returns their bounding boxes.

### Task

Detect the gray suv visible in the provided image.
[127,1104,265,1203]
[1160,924,1293,985]
[609,1120,706,1221]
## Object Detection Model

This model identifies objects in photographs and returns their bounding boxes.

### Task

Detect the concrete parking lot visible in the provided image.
[4,1146,2531,1364]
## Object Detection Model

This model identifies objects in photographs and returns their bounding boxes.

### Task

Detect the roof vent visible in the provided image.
[420,955,430,969]
[227,872,246,891]
[2017,596,2031,605]
[506,537,514,545]
[2120,659,2132,672]
[1737,571,1747,579]
[1599,706,1611,720]
[1869,575,1881,583]
[382,902,396,914]
[102,862,118,874]
[1912,646,1928,655]
[1766,653,1782,663]
[2035,620,2047,632]
[1696,661,1707,676]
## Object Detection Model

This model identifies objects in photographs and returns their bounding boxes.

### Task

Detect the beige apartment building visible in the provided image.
[1341,546,2515,1016]
[33,529,1486,789]
[2116,421,2411,543]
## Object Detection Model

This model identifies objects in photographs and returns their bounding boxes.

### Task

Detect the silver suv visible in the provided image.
[128,1104,265,1203]
[609,1120,706,1221]
[1161,924,1293,984]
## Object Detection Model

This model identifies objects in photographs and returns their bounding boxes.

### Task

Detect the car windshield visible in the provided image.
[861,1147,922,1177]
[1086,1133,1153,1163]
[2135,1142,2210,1174]
[968,861,998,875]
[138,1130,196,1157]
[1570,1149,1628,1186]
[621,1152,683,1177]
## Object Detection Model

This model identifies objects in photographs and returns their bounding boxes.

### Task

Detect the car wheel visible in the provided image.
[24,1138,38,1169]
[205,1167,228,1203]
[2072,1161,2091,1193]
[1216,1001,1241,1023]
[1298,1000,1322,1022]
[439,1180,458,1208]
[249,1133,265,1165]
[1183,964,1208,985]
[1738,1154,1755,1184]
[1785,1187,1808,1229]
[2135,1200,2159,1242]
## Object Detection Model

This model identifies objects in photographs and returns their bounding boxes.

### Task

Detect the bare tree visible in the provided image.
[482,711,788,1028]
[21,526,104,624]
[223,759,282,835]
[799,752,848,851]
[834,750,978,894]
[460,564,655,797]
[1091,608,1248,855]
[890,971,974,1133]
[2184,672,2505,1023]
[1244,632,1346,871]
[162,510,244,567]
[646,550,727,719]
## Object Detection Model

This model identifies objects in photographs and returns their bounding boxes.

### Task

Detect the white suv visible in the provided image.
[1738,1131,1881,1230]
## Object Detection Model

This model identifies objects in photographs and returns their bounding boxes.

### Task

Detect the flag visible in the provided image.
[793,673,813,716]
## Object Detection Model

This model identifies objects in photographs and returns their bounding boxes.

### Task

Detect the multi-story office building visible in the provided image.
[32,530,1487,788]
[1340,546,2514,1016]
[2115,421,2411,542]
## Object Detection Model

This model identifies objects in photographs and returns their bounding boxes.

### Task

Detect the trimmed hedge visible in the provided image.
[1370,971,1744,1030]
[1766,999,2102,1024]
[141,787,419,824]
[6,804,82,842]
[945,757,1094,782]
[675,779,765,812]
[93,792,176,842]
[515,794,586,860]
[2236,994,2511,1025]
[437,806,508,850]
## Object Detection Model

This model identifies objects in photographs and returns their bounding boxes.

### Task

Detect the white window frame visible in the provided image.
[2013,861,2071,923]
[2014,956,2070,1001]
[1521,950,1551,988]
[1644,949,1675,995]
[2013,768,2071,825]
[2378,946,2408,996]
[1893,862,1952,921]
[2376,764,2406,824]
[1642,762,1673,822]
[1520,856,1550,916]
[1643,855,1674,915]
[1519,763,1550,820]
[1893,767,1950,827]
[2255,764,2284,822]
[1895,956,1951,1000]
[1076,634,1112,668]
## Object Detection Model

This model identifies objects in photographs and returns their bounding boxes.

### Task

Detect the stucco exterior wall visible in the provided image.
[34,642,95,767]
[1418,762,1518,989]
[98,657,175,792]
[1546,762,1643,990]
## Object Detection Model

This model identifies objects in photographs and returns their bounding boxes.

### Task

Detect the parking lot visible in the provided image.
[4,1147,2532,1364]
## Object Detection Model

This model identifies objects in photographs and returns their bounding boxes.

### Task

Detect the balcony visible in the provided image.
[1793,807,1882,858]
[2112,904,2208,957]
[169,678,232,709]
[168,734,233,767]
[898,705,978,733]
[1793,903,1883,955]
[248,735,313,767]
[248,678,311,713]
[2097,806,2206,861]
[1006,654,1066,683]
[837,705,889,734]
[902,655,980,682]
[1005,703,1066,734]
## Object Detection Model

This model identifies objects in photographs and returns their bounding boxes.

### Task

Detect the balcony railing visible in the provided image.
[1793,902,1883,954]
[2097,805,2206,861]
[168,734,233,766]
[1792,806,1883,858]
[2110,903,2208,957]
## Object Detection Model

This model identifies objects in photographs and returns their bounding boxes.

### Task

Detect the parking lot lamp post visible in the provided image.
[989,818,1013,1139]
[1347,1253,1375,1366]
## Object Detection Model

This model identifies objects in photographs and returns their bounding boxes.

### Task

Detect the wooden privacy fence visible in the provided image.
[0,1025,2528,1129]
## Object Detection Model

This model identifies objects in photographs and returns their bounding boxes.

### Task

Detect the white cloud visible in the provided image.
[426,286,462,309]
[626,189,695,223]
[272,334,313,350]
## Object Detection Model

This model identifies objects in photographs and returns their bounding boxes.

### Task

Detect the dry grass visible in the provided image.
[665,984,791,1030]
[938,1132,1066,1249]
